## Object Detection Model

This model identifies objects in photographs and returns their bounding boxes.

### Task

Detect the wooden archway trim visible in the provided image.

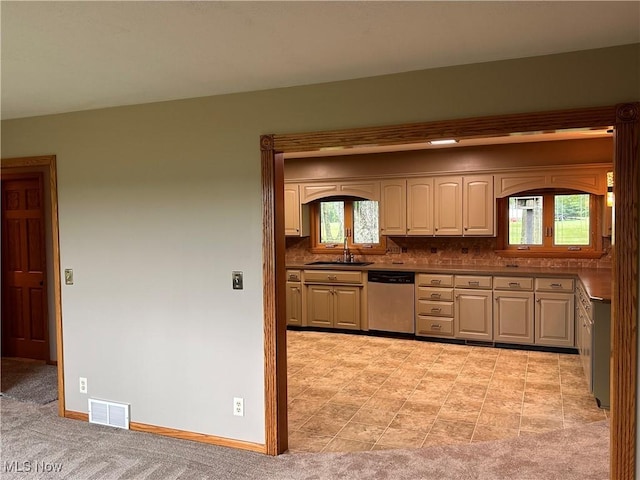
[262,104,639,479]
[0,155,64,418]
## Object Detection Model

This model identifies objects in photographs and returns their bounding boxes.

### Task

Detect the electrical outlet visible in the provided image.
[387,245,401,254]
[233,397,244,417]
[79,377,88,394]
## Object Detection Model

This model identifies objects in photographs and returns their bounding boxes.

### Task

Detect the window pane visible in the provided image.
[319,201,344,244]
[554,194,590,245]
[353,201,379,244]
[508,196,543,245]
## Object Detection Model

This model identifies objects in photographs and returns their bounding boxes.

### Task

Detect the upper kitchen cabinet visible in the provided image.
[434,176,463,236]
[380,179,407,236]
[433,175,495,236]
[386,174,494,237]
[406,177,434,235]
[284,184,310,237]
[463,175,495,236]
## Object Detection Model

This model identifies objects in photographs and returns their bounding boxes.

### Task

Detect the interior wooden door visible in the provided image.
[1,173,49,360]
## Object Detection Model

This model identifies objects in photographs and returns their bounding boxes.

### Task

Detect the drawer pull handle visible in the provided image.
[550,283,563,288]
[328,275,337,280]
[431,308,442,313]
[289,275,299,281]
[431,324,442,330]
[468,281,480,286]
[431,279,441,285]
[430,293,441,299]
[508,282,520,287]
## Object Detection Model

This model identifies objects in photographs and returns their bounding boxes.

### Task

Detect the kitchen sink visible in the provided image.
[305,261,373,266]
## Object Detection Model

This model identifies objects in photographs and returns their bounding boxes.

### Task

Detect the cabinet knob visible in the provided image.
[536,298,541,303]
[464,227,468,231]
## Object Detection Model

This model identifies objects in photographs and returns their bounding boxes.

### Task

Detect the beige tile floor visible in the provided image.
[287,330,608,453]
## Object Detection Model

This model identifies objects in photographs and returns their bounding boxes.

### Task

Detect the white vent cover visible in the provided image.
[88,398,130,429]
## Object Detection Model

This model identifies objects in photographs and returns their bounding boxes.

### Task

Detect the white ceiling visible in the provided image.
[2,1,639,120]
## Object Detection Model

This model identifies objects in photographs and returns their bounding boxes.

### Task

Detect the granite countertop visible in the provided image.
[286,261,612,303]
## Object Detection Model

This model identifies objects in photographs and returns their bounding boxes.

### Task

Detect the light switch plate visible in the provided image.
[64,269,74,285]
[232,271,243,290]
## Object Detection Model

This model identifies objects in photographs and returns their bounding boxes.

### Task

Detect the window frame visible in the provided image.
[309,198,387,255]
[496,189,604,258]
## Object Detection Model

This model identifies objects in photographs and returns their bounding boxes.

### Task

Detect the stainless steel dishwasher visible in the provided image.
[367,271,415,333]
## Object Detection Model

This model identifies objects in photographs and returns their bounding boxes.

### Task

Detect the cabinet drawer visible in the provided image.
[416,300,454,317]
[417,274,454,287]
[416,316,454,337]
[416,286,454,301]
[455,275,492,289]
[287,270,301,282]
[494,276,533,291]
[304,270,362,284]
[535,277,574,293]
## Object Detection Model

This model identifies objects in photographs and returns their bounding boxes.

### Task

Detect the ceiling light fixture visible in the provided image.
[429,139,458,145]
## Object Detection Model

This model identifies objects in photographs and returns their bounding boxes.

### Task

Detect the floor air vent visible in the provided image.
[88,398,130,429]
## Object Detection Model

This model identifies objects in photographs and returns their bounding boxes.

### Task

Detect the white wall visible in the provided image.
[2,44,639,445]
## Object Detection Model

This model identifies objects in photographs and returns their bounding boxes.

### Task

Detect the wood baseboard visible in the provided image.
[64,410,266,454]
[64,410,88,421]
[47,360,58,366]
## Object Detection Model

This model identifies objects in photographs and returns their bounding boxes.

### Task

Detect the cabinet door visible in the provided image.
[434,176,462,236]
[534,293,575,347]
[493,292,534,344]
[284,185,309,237]
[307,285,333,328]
[463,175,494,236]
[406,178,434,236]
[455,289,492,340]
[286,282,303,326]
[380,180,406,235]
[284,185,300,236]
[333,286,361,330]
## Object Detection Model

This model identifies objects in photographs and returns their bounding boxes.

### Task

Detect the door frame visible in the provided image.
[1,155,64,417]
[260,103,640,479]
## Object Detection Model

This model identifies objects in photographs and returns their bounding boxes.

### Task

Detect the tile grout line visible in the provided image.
[367,340,431,450]
[371,343,444,450]
[322,337,419,451]
[469,347,499,443]
[417,345,469,448]
[516,351,530,437]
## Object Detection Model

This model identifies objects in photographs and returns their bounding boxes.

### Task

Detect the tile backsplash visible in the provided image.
[285,236,612,269]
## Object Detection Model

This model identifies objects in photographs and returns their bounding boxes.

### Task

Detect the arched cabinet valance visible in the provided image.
[494,165,609,198]
[299,180,380,203]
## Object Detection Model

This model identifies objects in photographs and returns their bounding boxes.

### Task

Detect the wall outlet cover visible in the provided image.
[233,397,244,416]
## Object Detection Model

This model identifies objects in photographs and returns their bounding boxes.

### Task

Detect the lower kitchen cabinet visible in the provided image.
[455,289,493,341]
[493,292,534,344]
[286,281,303,326]
[534,292,575,347]
[307,284,361,330]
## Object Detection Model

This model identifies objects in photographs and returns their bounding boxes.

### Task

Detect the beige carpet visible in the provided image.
[1,397,609,479]
[0,357,58,405]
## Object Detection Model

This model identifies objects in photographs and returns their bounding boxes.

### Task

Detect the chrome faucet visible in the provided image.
[342,238,351,263]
